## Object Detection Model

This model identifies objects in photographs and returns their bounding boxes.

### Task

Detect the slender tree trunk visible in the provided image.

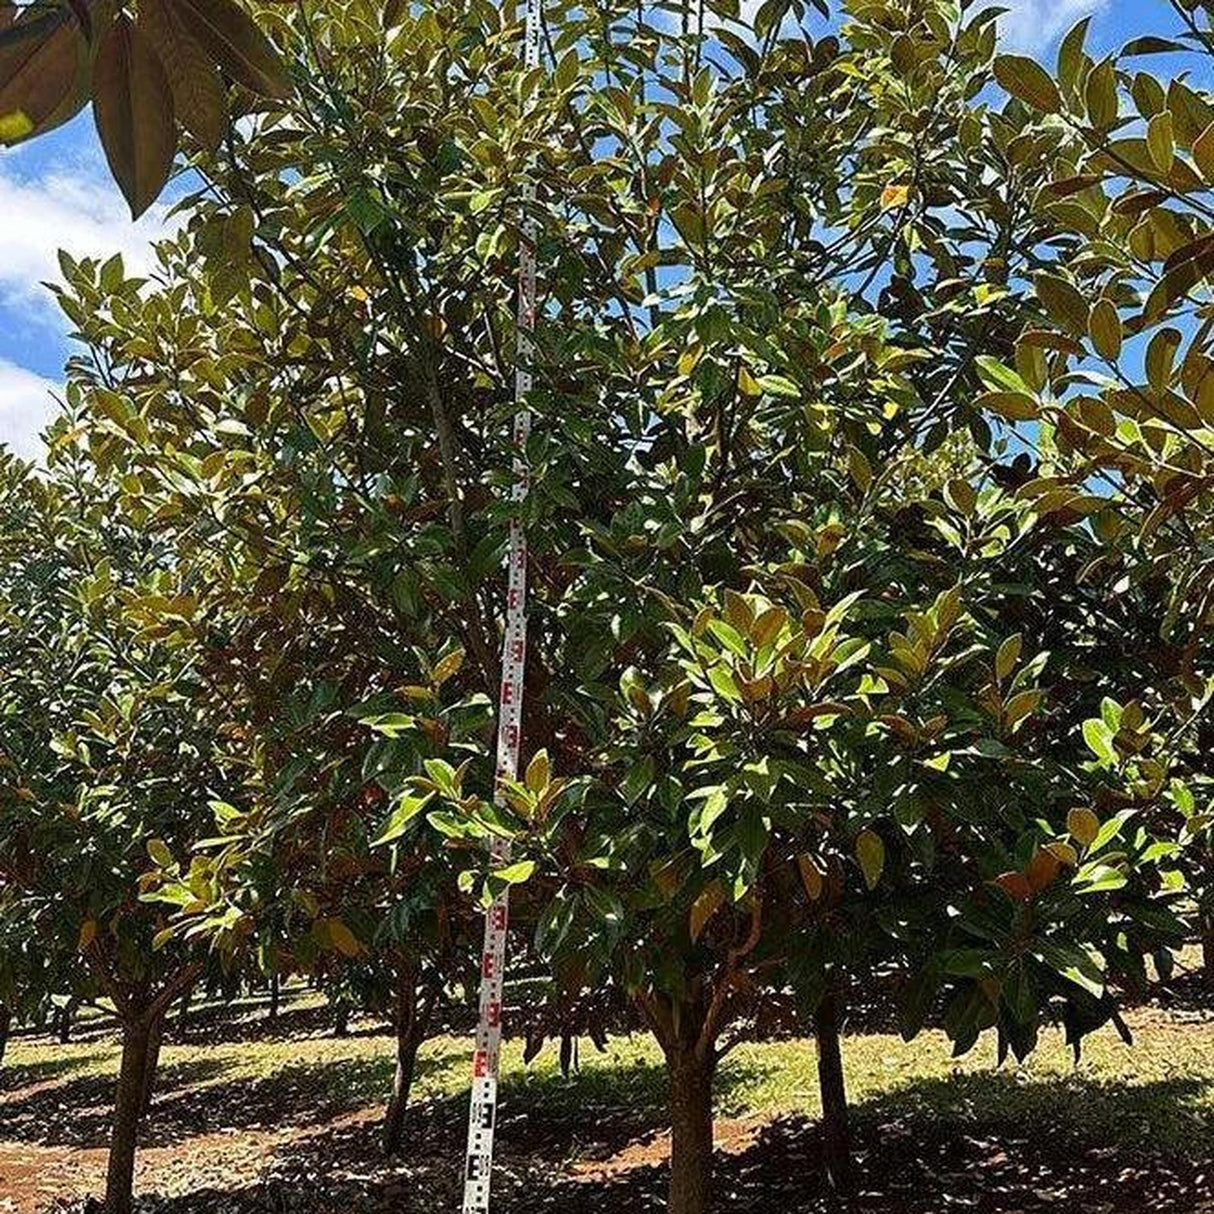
[140,1015,163,1117]
[269,973,281,1023]
[1202,913,1214,988]
[382,1031,420,1156]
[105,1013,156,1214]
[382,964,425,1157]
[666,1044,716,1214]
[815,990,853,1198]
[560,1032,579,1078]
[176,988,191,1039]
[0,1005,11,1069]
[57,996,78,1044]
[333,998,350,1038]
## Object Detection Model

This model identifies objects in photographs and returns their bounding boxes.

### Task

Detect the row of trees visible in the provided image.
[0,2,1212,1213]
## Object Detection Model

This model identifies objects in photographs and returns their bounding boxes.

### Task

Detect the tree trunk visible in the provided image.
[176,987,191,1039]
[332,998,349,1037]
[1202,914,1214,988]
[105,1013,157,1214]
[269,973,280,1023]
[57,996,78,1044]
[666,1045,716,1214]
[815,990,853,1198]
[382,964,424,1157]
[0,1005,11,1069]
[560,1032,579,1078]
[140,1015,163,1117]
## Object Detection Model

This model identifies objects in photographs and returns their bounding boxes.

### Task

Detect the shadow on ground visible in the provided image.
[1137,970,1214,1018]
[38,1066,1211,1214]
[2,1051,475,1150]
[0,1051,107,1093]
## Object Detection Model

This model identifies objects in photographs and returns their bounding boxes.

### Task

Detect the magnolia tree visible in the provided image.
[0,443,237,1214]
[0,455,81,1058]
[29,2,1203,1214]
[425,335,1193,1205]
[990,5,1214,982]
[51,237,489,1154]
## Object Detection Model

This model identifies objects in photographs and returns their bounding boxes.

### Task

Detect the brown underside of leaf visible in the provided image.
[0,5,89,142]
[166,0,291,100]
[93,15,176,219]
[138,0,228,152]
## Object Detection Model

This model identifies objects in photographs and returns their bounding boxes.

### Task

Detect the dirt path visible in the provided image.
[569,1117,764,1181]
[0,1142,107,1214]
[0,1103,384,1213]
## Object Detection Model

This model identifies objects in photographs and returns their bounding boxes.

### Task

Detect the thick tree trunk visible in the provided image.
[0,1005,10,1069]
[382,965,424,1157]
[666,1045,716,1214]
[105,1014,157,1214]
[269,973,280,1023]
[815,991,853,1198]
[98,965,197,1214]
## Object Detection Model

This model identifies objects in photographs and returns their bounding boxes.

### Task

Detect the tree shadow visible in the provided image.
[85,1055,761,1213]
[0,1051,447,1150]
[116,1064,1214,1214]
[866,1067,1214,1155]
[0,1059,230,1148]
[0,1070,116,1144]
[20,1014,120,1047]
[176,996,471,1046]
[0,1050,107,1092]
[1132,970,1214,1018]
[174,1000,347,1046]
[552,1069,1214,1214]
[138,1056,404,1147]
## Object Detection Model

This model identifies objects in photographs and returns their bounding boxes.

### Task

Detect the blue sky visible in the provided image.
[0,118,175,458]
[0,0,1185,459]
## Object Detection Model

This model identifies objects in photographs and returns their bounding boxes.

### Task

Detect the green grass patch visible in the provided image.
[5,1005,1213,1160]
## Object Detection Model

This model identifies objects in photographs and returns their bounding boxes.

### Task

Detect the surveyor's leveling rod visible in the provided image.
[460,0,541,1209]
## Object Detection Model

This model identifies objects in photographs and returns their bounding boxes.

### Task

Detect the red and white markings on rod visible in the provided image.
[460,0,542,1208]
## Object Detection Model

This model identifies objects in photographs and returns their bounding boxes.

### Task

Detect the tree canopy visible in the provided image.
[1,3,1213,1214]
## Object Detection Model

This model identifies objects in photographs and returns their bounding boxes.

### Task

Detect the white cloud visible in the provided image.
[0,138,179,462]
[0,158,174,325]
[0,359,61,462]
[997,0,1109,55]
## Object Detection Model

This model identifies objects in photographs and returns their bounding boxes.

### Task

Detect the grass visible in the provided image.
[9,998,1214,1156]
[506,1006,1214,1155]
